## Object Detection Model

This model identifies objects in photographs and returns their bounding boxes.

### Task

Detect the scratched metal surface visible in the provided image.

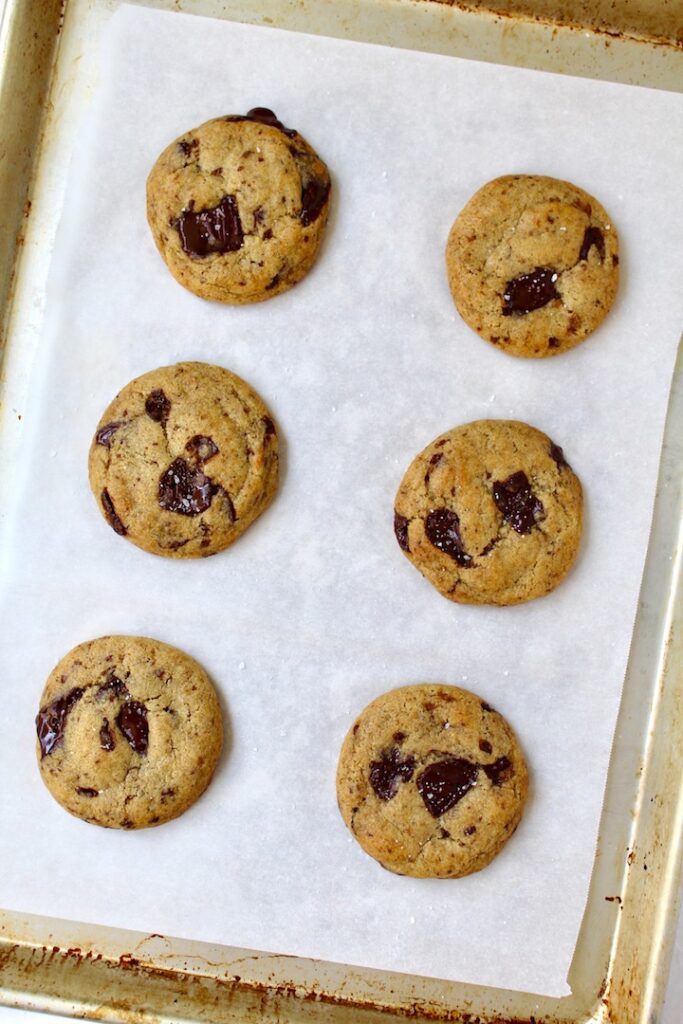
[0,2,681,1023]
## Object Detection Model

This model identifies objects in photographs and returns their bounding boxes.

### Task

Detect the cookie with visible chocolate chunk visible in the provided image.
[337,684,528,878]
[146,108,331,303]
[446,175,619,357]
[394,419,582,605]
[36,636,223,829]
[88,361,279,558]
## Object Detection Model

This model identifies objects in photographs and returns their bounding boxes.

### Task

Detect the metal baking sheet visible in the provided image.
[0,2,679,1024]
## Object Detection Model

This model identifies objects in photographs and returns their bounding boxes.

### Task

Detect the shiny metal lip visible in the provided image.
[0,2,681,1021]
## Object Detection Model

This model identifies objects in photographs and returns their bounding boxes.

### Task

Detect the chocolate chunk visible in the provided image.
[99,718,115,751]
[479,739,492,754]
[464,825,477,835]
[492,471,544,534]
[548,336,560,349]
[36,687,85,758]
[481,701,495,713]
[394,511,410,552]
[95,422,123,447]
[549,442,569,469]
[101,489,127,536]
[185,435,219,464]
[393,731,407,744]
[482,756,512,786]
[96,674,129,700]
[579,226,605,262]
[424,508,472,566]
[116,701,148,754]
[243,107,297,138]
[416,758,479,817]
[265,273,280,291]
[178,138,198,157]
[178,195,244,257]
[502,267,560,316]
[76,787,99,797]
[145,389,171,425]
[262,416,276,437]
[158,458,216,516]
[369,746,416,801]
[299,177,330,227]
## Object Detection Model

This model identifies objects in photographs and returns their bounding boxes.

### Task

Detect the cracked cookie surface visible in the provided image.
[336,684,528,878]
[88,361,279,558]
[394,419,583,605]
[446,175,619,357]
[146,108,331,303]
[36,636,223,829]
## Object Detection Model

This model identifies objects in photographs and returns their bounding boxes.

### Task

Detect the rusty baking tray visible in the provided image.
[0,1,681,1022]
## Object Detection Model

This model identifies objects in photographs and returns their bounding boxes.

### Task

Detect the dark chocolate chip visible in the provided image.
[262,415,276,437]
[481,701,495,713]
[101,489,127,536]
[178,195,244,257]
[145,389,171,425]
[265,273,280,291]
[416,758,479,817]
[429,453,443,467]
[393,731,406,744]
[76,787,99,797]
[579,226,605,262]
[299,177,330,227]
[116,701,149,754]
[440,828,451,838]
[95,422,123,447]
[464,825,477,835]
[262,228,273,240]
[369,746,416,801]
[393,511,410,553]
[612,254,619,266]
[479,739,492,754]
[185,435,219,464]
[549,442,569,470]
[548,336,560,349]
[492,471,544,534]
[96,674,129,700]
[158,458,216,516]
[482,756,512,786]
[502,267,560,316]
[244,107,297,138]
[36,687,85,758]
[424,508,473,566]
[178,138,198,156]
[100,718,116,751]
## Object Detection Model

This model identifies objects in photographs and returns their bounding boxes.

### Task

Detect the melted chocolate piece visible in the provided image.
[492,471,544,534]
[36,687,85,758]
[502,267,560,316]
[76,787,99,797]
[548,336,560,349]
[265,273,280,291]
[369,746,416,801]
[299,177,330,227]
[262,416,276,436]
[99,718,115,751]
[549,442,569,469]
[101,489,126,536]
[579,226,605,262]
[394,511,410,552]
[424,508,472,566]
[178,138,198,157]
[116,701,149,754]
[393,731,407,744]
[482,756,512,786]
[481,701,495,713]
[158,458,216,516]
[185,435,219,464]
[178,196,244,257]
[479,739,492,754]
[96,422,123,447]
[416,758,479,817]
[225,108,298,138]
[145,389,171,425]
[96,674,129,700]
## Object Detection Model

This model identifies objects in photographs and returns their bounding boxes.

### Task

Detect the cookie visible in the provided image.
[35,636,223,829]
[88,362,279,558]
[146,108,331,303]
[337,684,528,878]
[394,420,582,605]
[446,175,619,357]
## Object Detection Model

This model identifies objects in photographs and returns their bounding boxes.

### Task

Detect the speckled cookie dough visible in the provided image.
[394,419,583,605]
[146,108,331,303]
[337,684,528,878]
[36,636,223,829]
[88,361,279,559]
[446,175,619,357]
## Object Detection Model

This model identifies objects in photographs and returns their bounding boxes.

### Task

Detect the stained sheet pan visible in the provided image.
[0,2,681,1023]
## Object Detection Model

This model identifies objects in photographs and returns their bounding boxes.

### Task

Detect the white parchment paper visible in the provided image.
[1,5,682,997]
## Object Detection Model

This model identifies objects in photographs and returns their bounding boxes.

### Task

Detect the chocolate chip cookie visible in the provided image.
[337,684,528,878]
[88,362,279,558]
[36,636,223,829]
[146,108,331,303]
[446,175,619,357]
[394,420,583,605]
